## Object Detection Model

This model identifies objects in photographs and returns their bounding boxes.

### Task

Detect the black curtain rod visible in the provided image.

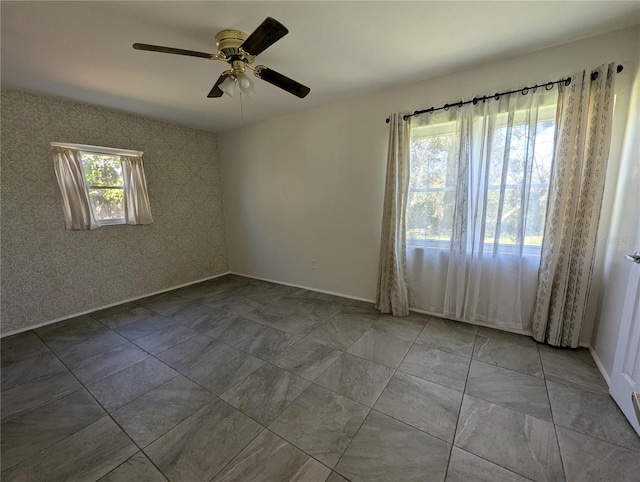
[386,64,623,123]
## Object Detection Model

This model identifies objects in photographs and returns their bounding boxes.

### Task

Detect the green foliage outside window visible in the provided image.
[407,117,555,248]
[407,134,456,242]
[80,152,125,220]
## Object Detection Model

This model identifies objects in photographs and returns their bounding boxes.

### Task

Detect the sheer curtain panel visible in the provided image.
[532,63,616,347]
[53,147,98,230]
[406,87,558,332]
[122,156,154,225]
[376,113,411,316]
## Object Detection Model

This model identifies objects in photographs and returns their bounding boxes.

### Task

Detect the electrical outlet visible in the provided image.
[311,259,317,270]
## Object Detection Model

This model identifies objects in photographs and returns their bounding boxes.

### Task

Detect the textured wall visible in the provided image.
[1,90,228,334]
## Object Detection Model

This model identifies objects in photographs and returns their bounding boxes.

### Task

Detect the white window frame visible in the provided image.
[50,142,144,227]
[50,142,143,158]
[81,151,125,226]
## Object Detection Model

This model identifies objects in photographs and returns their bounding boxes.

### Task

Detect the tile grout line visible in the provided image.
[41,316,215,451]
[206,425,269,481]
[83,304,281,480]
[470,347,546,378]
[202,339,351,479]
[462,357,556,423]
[28,330,171,480]
[96,452,170,482]
[0,351,72,403]
[162,296,350,396]
[539,343,570,481]
[2,331,92,422]
[445,332,544,481]
[359,319,473,450]
[443,329,476,481]
[266,350,385,476]
[329,316,434,478]
[161,303,363,476]
[542,352,640,455]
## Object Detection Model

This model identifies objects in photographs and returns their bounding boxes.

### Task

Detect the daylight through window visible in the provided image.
[407,102,557,251]
[51,142,153,230]
[80,152,125,224]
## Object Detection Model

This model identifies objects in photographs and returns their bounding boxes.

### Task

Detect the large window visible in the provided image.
[407,102,557,250]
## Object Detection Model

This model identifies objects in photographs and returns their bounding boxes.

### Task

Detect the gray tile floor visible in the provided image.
[2,274,639,481]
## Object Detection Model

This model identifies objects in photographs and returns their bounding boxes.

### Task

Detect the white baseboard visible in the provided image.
[407,306,532,336]
[230,271,375,303]
[231,272,532,336]
[1,271,231,338]
[588,345,612,387]
[7,268,538,343]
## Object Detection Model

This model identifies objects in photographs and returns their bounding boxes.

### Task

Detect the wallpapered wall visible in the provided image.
[1,90,229,334]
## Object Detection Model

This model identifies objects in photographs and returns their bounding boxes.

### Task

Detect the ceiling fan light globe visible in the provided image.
[237,72,256,96]
[220,76,237,97]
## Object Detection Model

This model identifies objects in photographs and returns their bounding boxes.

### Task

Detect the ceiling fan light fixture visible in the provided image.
[220,76,237,97]
[237,72,255,96]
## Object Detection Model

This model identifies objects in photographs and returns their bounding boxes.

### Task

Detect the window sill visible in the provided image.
[407,241,542,257]
[96,218,126,226]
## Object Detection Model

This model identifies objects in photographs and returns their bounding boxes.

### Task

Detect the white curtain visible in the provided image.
[532,63,616,347]
[121,155,154,225]
[376,113,411,316]
[52,147,98,230]
[407,87,558,332]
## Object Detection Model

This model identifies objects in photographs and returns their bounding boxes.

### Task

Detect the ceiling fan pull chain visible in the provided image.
[240,91,244,119]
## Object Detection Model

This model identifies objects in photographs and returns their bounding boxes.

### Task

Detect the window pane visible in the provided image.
[524,186,549,246]
[407,190,455,242]
[408,132,457,242]
[88,188,124,220]
[485,118,555,247]
[484,187,522,245]
[80,153,123,187]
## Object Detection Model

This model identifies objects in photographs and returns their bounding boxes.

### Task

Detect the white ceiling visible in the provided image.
[2,1,639,132]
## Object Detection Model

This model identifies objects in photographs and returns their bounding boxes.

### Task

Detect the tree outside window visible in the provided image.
[80,152,125,223]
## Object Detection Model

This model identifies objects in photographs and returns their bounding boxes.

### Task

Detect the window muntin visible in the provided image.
[79,152,125,225]
[407,103,556,250]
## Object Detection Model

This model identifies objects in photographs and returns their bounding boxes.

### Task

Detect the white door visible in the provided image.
[609,250,640,436]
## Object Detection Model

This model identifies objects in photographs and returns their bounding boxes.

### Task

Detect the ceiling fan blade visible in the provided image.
[240,17,289,56]
[133,43,214,59]
[207,74,227,98]
[255,67,310,98]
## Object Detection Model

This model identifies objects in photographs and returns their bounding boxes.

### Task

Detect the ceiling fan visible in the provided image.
[133,17,310,99]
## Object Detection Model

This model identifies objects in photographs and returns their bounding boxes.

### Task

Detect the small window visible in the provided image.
[51,142,153,230]
[80,152,125,225]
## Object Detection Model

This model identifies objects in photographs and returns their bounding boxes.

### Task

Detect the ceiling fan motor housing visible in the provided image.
[215,29,248,58]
